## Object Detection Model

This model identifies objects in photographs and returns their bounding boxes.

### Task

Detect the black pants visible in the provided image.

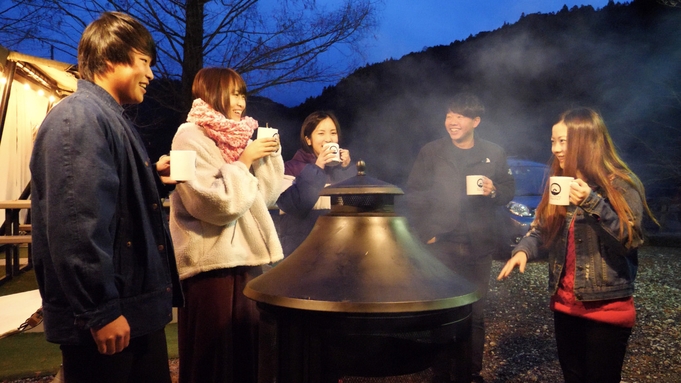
[428,241,492,378]
[554,311,632,383]
[60,327,171,383]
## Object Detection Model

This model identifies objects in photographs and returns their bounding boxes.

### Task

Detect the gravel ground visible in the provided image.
[480,245,681,383]
[5,245,680,383]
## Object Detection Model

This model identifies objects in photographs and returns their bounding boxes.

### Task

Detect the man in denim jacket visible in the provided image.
[30,12,182,383]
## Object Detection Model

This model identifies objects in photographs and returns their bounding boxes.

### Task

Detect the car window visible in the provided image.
[512,166,547,196]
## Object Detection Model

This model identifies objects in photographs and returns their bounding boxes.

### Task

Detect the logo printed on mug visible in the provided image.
[550,183,562,196]
[466,175,485,195]
[548,176,573,205]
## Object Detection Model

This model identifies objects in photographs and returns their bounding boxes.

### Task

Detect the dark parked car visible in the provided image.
[495,158,548,259]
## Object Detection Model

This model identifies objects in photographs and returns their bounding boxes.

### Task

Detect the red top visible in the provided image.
[550,218,636,328]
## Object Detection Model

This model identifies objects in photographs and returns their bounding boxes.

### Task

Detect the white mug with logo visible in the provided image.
[170,150,197,181]
[549,176,574,205]
[466,175,485,195]
[322,142,342,166]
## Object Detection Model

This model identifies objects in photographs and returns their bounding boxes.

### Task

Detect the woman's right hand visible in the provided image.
[497,251,528,280]
[239,137,279,167]
[314,144,338,169]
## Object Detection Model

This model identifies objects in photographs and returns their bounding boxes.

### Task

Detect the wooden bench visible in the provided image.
[0,200,33,285]
[0,235,33,284]
[0,235,32,245]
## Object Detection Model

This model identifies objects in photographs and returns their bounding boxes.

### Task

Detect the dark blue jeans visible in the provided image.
[554,311,632,383]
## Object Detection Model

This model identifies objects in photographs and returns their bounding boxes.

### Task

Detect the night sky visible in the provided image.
[260,0,615,107]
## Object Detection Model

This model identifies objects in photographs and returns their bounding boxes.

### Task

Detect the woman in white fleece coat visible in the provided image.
[169,68,284,383]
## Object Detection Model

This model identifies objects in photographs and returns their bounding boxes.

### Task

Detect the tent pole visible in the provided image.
[0,60,17,146]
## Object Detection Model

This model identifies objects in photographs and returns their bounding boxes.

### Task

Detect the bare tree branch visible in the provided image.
[0,0,381,109]
[658,0,681,7]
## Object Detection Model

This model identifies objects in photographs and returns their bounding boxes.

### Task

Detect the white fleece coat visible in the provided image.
[169,122,284,280]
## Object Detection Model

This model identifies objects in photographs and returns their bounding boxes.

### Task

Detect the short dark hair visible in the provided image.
[445,93,484,119]
[300,111,342,154]
[192,68,247,118]
[78,12,156,82]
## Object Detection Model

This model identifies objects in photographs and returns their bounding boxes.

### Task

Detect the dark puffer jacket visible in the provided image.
[275,149,355,256]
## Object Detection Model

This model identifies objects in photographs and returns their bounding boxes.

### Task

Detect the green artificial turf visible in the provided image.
[0,332,62,380]
[0,246,37,297]
[0,249,179,381]
[0,324,179,381]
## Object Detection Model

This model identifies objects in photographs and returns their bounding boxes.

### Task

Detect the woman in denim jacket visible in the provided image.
[498,108,656,383]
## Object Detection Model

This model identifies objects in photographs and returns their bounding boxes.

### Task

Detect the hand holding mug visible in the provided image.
[257,127,280,156]
[481,177,496,196]
[570,178,591,206]
[240,137,279,167]
[339,148,351,167]
[156,154,177,185]
[315,142,341,169]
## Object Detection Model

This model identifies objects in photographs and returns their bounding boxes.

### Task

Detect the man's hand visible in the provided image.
[156,155,177,185]
[90,315,131,355]
[482,176,496,197]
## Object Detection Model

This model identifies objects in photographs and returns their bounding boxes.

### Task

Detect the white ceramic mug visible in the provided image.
[466,175,485,195]
[257,127,280,155]
[322,142,341,166]
[170,150,197,181]
[257,127,279,139]
[549,176,574,205]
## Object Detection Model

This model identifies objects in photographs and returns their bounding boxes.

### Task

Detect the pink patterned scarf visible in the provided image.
[186,98,258,163]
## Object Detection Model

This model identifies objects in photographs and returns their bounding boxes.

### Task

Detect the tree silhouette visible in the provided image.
[658,0,681,7]
[0,0,380,110]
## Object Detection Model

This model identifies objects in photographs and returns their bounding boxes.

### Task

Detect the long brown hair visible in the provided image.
[536,108,654,248]
[192,68,247,118]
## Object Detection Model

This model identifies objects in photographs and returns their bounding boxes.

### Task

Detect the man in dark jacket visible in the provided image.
[406,93,514,383]
[30,12,182,383]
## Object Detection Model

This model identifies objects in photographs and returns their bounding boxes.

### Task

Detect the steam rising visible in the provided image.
[318,2,681,200]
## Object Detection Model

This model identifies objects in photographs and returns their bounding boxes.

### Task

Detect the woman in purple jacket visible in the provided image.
[275,111,356,256]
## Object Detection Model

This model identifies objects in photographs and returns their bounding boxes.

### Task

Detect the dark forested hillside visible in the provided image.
[138,0,681,200]
[288,0,681,197]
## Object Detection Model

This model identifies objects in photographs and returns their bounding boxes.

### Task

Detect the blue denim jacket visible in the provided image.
[513,177,644,301]
[30,80,183,345]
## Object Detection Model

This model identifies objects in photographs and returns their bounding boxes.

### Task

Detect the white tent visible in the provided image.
[0,45,78,222]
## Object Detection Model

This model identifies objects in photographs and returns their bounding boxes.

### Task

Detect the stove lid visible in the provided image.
[321,160,404,197]
[245,162,480,313]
